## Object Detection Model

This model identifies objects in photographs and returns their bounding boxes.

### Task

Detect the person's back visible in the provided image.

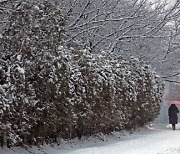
[168,104,179,130]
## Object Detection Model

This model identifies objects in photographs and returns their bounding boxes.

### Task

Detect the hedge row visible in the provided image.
[0,0,164,147]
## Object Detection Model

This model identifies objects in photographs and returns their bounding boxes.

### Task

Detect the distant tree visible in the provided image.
[165,83,180,101]
[61,0,180,82]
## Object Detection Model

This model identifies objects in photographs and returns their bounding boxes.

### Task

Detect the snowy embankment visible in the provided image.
[1,123,180,154]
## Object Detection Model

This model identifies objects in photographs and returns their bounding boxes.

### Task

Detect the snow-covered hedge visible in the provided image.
[0,0,164,147]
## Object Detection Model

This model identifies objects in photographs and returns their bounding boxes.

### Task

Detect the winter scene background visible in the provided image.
[0,0,180,154]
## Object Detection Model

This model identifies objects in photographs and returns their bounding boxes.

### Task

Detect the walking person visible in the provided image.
[168,104,179,130]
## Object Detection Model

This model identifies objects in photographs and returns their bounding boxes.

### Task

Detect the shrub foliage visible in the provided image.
[0,0,164,147]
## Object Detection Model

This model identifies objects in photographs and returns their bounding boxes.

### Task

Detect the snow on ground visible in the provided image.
[1,123,180,154]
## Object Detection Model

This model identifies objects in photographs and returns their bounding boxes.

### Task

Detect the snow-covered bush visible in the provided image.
[123,58,164,129]
[0,0,164,147]
[0,0,68,147]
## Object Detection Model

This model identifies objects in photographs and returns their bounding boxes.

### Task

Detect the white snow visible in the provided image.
[1,123,180,154]
[16,66,25,74]
[17,55,22,61]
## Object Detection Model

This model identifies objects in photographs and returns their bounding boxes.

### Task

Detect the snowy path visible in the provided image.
[1,124,180,154]
[59,124,180,154]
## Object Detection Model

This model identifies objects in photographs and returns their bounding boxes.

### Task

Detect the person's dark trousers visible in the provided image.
[172,124,176,130]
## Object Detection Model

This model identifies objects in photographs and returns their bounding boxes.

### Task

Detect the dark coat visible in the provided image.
[168,104,179,124]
